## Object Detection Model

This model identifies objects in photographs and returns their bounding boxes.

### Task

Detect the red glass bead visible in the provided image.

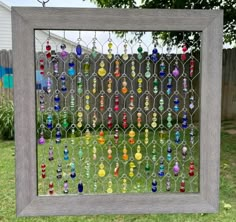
[189,161,195,176]
[46,45,51,51]
[180,180,185,192]
[46,52,51,59]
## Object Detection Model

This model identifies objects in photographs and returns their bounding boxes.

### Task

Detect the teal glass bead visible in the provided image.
[167,153,172,161]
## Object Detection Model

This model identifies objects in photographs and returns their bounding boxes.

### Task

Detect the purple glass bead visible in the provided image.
[173,162,180,175]
[38,135,45,145]
[172,67,179,77]
[60,50,68,60]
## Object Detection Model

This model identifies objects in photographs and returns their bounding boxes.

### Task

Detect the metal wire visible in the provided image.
[35,30,200,195]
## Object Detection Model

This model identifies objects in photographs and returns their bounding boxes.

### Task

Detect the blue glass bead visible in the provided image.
[61,86,67,92]
[151,54,158,63]
[152,180,157,186]
[76,44,82,56]
[61,75,66,81]
[152,48,158,54]
[158,171,165,177]
[68,68,75,76]
[61,44,66,50]
[167,146,172,153]
[47,122,53,130]
[54,104,60,111]
[71,172,76,178]
[64,155,69,160]
[78,182,83,193]
[174,98,179,104]
[54,95,60,102]
[182,113,188,128]
[152,186,157,192]
[69,61,75,67]
[159,70,165,77]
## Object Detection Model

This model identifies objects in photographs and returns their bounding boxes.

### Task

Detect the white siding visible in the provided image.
[0,5,12,50]
[35,31,76,53]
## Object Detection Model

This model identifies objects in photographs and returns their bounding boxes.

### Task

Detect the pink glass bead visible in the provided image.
[114,95,119,112]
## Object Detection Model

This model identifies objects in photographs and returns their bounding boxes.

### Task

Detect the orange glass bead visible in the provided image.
[122,87,128,94]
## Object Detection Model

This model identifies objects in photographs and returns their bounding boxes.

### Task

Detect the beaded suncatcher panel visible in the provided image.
[36,31,200,195]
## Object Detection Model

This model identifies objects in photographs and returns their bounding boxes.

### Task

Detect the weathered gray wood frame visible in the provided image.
[12,7,223,216]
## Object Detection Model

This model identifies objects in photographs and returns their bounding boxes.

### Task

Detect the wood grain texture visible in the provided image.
[12,7,223,216]
[12,7,220,31]
[200,10,223,211]
[12,9,37,215]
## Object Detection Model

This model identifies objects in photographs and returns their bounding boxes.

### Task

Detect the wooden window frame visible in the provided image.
[12,7,223,216]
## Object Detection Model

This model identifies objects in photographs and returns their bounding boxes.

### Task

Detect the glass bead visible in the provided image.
[78,181,83,193]
[76,44,82,56]
[137,46,143,53]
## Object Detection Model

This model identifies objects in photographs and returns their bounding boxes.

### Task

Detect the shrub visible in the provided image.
[0,96,14,140]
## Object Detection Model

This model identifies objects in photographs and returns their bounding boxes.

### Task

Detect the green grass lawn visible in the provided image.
[0,132,236,222]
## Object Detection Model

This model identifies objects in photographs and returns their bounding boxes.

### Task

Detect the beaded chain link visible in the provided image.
[36,31,200,195]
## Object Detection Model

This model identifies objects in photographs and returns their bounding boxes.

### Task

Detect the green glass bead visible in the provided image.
[137,46,143,53]
[153,78,158,86]
[77,87,83,94]
[160,165,164,170]
[159,105,164,112]
[78,148,83,159]
[145,163,151,172]
[62,120,69,129]
[83,62,90,75]
[145,71,151,78]
[167,122,172,128]
[137,54,142,60]
[92,50,97,58]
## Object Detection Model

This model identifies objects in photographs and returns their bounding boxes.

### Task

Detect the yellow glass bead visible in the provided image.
[98,68,106,77]
[107,54,112,60]
[129,168,134,177]
[98,137,105,145]
[129,162,136,168]
[137,78,143,83]
[128,130,135,138]
[131,66,135,71]
[122,54,129,61]
[108,42,113,48]
[78,112,83,118]
[77,122,82,128]
[85,104,90,110]
[151,122,157,128]
[135,152,142,161]
[85,95,90,99]
[100,60,105,68]
[107,187,113,193]
[98,169,106,177]
[137,88,142,94]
